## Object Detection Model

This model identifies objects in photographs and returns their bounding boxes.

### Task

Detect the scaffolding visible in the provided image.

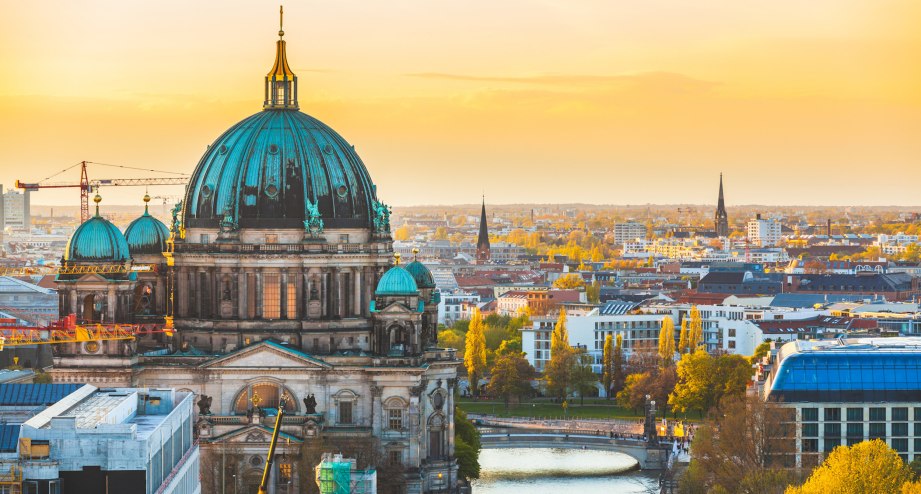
[0,465,22,494]
[315,454,376,494]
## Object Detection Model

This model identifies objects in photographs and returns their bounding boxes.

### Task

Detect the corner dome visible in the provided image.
[65,215,130,263]
[183,109,380,231]
[125,209,170,255]
[405,261,435,289]
[375,266,419,296]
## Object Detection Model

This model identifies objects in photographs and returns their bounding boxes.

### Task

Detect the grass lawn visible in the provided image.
[457,397,703,422]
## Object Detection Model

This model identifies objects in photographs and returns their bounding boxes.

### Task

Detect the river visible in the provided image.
[471,448,659,493]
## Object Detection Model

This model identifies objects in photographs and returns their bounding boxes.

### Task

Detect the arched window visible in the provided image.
[428,413,446,459]
[233,382,297,414]
[334,390,358,425]
[383,397,407,431]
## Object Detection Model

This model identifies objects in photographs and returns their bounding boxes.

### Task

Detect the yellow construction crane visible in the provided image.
[0,263,158,277]
[0,315,174,351]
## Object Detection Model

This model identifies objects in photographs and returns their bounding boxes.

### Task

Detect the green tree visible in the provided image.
[572,349,597,406]
[601,334,614,399]
[437,328,465,355]
[545,309,574,400]
[657,316,676,367]
[749,341,772,365]
[786,440,912,494]
[454,407,481,481]
[464,308,487,397]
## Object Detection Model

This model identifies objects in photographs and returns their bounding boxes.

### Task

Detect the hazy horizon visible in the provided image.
[2,1,920,207]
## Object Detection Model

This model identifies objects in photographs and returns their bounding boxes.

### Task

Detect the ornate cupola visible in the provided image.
[264,6,298,110]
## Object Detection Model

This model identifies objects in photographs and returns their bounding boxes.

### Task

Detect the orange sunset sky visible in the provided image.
[1,1,919,207]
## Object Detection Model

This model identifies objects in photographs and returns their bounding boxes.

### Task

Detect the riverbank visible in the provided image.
[458,397,702,422]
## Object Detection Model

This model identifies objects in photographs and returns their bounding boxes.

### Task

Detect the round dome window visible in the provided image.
[265,184,279,198]
[336,185,348,198]
[323,144,334,155]
[268,144,279,155]
[201,185,213,198]
[218,144,228,155]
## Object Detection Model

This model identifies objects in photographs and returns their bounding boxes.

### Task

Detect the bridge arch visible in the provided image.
[478,432,668,470]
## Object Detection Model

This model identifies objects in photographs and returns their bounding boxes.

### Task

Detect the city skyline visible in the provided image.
[1,1,920,207]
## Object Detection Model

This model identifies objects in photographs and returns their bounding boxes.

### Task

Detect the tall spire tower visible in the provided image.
[264,6,298,110]
[476,196,491,263]
[714,173,729,237]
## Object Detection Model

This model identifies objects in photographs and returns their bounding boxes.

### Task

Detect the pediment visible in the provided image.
[209,424,303,444]
[201,341,331,369]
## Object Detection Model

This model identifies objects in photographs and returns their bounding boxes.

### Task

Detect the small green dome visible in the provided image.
[125,209,170,255]
[65,215,131,262]
[375,266,419,296]
[404,260,435,289]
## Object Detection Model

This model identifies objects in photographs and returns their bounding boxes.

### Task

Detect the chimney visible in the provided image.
[827,219,832,237]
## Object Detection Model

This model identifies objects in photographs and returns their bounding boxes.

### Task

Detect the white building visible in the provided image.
[438,292,480,325]
[613,221,647,245]
[1,187,31,232]
[747,214,782,247]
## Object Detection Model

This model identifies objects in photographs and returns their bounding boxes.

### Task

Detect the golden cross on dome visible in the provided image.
[278,5,284,38]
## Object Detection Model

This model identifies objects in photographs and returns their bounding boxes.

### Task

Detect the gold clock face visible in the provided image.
[84,341,100,353]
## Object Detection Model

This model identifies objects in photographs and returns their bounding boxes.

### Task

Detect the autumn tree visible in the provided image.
[393,225,411,241]
[454,407,481,481]
[601,334,614,399]
[432,226,448,240]
[669,349,752,415]
[612,333,625,396]
[545,308,574,400]
[586,280,601,304]
[678,319,690,354]
[616,367,676,417]
[464,308,487,397]
[657,316,676,367]
[688,305,703,350]
[487,353,534,410]
[786,440,913,494]
[552,273,585,289]
[681,395,795,494]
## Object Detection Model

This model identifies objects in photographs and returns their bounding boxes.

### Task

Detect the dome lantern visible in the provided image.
[264,5,298,110]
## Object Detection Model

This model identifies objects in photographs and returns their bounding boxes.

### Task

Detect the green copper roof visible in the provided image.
[375,266,419,296]
[64,214,130,262]
[404,260,435,289]
[125,209,170,255]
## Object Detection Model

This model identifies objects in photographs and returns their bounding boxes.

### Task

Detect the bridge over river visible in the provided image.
[479,431,671,470]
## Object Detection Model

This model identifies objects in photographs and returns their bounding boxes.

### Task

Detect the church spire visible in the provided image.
[714,173,729,237]
[264,5,298,110]
[476,196,491,263]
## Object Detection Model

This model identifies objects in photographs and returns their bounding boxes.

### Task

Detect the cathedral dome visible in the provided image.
[183,23,380,231]
[404,260,435,289]
[65,196,131,262]
[375,266,419,296]
[125,195,170,255]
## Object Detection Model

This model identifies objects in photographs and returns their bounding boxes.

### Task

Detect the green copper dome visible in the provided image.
[125,207,170,255]
[404,260,435,289]
[375,266,419,296]
[65,210,131,262]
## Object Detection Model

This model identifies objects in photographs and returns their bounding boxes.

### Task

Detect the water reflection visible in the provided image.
[473,448,658,493]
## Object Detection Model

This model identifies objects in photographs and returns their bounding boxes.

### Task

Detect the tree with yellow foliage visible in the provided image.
[786,439,913,494]
[552,273,585,289]
[678,319,690,354]
[464,308,487,397]
[657,316,676,367]
[688,305,703,350]
[545,308,574,400]
[393,225,411,241]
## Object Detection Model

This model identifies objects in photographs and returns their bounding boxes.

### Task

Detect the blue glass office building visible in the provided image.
[765,338,921,463]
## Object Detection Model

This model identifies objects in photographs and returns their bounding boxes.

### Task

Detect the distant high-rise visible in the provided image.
[476,196,491,263]
[714,174,729,237]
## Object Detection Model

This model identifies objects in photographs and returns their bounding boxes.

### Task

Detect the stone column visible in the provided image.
[353,268,362,316]
[281,271,289,320]
[238,269,248,320]
[321,270,328,318]
[336,269,344,318]
[371,385,383,436]
[255,269,264,319]
[106,285,117,322]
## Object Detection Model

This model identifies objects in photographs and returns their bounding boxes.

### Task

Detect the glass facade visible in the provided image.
[769,352,921,402]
